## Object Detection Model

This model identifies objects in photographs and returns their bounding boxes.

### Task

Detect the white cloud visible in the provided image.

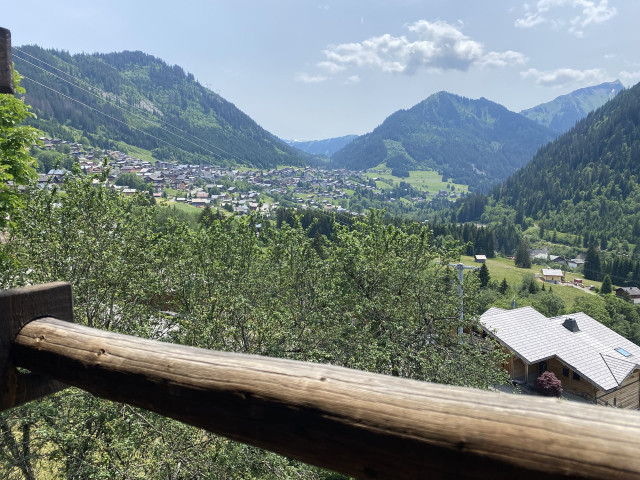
[520,67,609,87]
[619,71,640,86]
[316,20,525,78]
[516,0,617,36]
[477,51,529,68]
[317,61,346,74]
[344,75,361,85]
[294,73,329,84]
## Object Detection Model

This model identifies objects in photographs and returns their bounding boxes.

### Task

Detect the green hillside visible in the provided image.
[331,92,557,192]
[489,81,640,246]
[13,46,310,168]
[521,80,624,134]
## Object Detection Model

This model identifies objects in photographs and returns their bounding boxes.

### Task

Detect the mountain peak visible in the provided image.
[521,80,625,134]
[331,94,556,191]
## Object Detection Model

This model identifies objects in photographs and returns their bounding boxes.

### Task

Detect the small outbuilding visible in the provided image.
[474,255,487,263]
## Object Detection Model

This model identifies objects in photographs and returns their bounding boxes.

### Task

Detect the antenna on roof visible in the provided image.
[0,27,14,94]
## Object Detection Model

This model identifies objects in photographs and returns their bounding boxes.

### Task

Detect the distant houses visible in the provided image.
[615,287,640,304]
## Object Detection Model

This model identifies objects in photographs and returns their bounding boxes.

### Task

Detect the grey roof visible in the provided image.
[480,307,640,392]
[616,287,640,297]
[541,269,563,277]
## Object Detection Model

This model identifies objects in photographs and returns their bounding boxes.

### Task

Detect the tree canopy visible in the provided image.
[0,70,39,224]
[0,174,509,478]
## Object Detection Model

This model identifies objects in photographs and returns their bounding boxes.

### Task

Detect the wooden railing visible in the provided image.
[2,283,640,479]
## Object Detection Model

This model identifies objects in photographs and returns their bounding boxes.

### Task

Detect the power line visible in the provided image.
[19,74,226,162]
[13,52,217,158]
[13,47,245,163]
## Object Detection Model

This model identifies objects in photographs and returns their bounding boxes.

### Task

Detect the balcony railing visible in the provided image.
[2,282,640,479]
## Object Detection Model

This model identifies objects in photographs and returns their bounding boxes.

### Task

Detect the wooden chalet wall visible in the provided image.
[598,371,640,409]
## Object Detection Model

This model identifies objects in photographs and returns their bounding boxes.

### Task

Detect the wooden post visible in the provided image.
[0,27,14,94]
[0,283,72,410]
[10,316,640,480]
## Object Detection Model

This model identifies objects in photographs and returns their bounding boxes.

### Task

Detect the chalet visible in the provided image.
[540,268,564,283]
[615,287,640,304]
[190,198,209,207]
[530,248,549,261]
[568,258,585,269]
[480,307,640,408]
[474,255,487,263]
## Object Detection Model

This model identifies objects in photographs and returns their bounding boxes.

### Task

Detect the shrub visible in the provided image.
[534,371,563,397]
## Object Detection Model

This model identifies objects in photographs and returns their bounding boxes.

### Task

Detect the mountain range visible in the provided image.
[520,80,624,134]
[458,80,640,247]
[330,92,557,191]
[284,135,357,157]
[13,46,310,169]
[13,46,627,199]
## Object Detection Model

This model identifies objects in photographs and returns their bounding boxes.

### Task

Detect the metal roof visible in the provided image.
[541,269,564,277]
[480,307,640,392]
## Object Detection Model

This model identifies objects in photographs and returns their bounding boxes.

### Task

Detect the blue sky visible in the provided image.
[5,1,640,140]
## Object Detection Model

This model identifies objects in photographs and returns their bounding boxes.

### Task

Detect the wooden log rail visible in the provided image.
[3,284,640,479]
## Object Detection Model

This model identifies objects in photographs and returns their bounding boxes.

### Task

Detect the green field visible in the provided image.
[365,164,469,194]
[460,255,596,307]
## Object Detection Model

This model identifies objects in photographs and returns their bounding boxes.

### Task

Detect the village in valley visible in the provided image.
[35,137,461,217]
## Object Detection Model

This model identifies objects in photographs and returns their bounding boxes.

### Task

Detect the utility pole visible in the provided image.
[449,262,478,335]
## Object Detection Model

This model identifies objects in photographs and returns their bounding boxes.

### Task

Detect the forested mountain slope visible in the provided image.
[13,46,309,168]
[487,81,640,244]
[521,80,625,134]
[330,92,557,191]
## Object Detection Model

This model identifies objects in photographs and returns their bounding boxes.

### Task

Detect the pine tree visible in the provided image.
[584,245,602,281]
[478,263,490,288]
[515,237,531,268]
[499,277,509,295]
[601,274,613,294]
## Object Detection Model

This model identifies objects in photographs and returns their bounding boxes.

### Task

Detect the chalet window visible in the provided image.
[573,372,581,381]
[562,368,569,377]
[539,361,547,374]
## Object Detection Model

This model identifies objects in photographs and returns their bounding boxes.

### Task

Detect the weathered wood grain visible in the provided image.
[0,283,72,410]
[12,316,640,479]
[0,27,14,94]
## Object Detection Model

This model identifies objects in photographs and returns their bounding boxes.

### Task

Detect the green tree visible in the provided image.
[514,237,531,268]
[530,291,566,317]
[584,245,601,281]
[0,70,40,224]
[601,274,613,294]
[115,172,150,192]
[498,277,509,295]
[478,263,490,288]
[0,192,511,478]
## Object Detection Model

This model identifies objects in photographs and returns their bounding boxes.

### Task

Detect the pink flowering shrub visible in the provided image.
[534,371,563,397]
